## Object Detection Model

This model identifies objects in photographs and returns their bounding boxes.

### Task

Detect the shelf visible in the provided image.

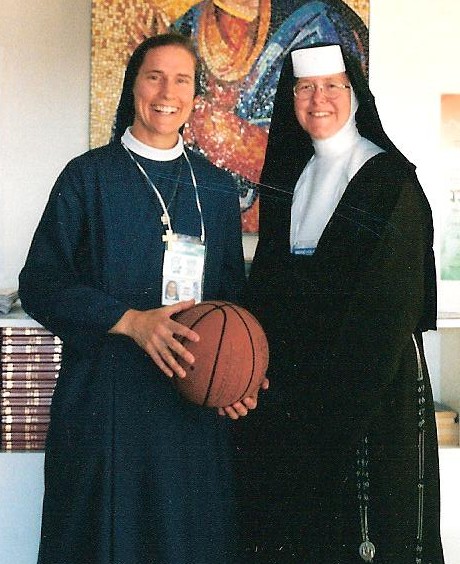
[437,312,460,328]
[0,303,41,328]
[3,303,460,328]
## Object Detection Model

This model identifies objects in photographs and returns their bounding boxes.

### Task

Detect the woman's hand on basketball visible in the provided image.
[217,377,269,420]
[108,300,199,378]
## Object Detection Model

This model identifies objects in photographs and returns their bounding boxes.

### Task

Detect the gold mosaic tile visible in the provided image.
[90,0,368,149]
[90,1,369,232]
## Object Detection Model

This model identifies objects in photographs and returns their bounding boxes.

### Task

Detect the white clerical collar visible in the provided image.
[312,120,361,159]
[290,87,384,253]
[121,127,184,161]
[312,89,360,158]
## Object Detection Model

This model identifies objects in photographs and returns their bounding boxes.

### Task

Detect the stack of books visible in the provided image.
[1,327,61,451]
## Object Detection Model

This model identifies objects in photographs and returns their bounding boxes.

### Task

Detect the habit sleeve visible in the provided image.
[19,157,130,351]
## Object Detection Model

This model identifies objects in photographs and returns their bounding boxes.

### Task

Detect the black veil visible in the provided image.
[256,42,436,332]
[260,42,415,193]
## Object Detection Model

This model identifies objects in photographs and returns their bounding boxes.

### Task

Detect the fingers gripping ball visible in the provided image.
[173,301,269,408]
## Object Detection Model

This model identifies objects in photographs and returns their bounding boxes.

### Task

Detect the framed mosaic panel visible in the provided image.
[90,0,369,232]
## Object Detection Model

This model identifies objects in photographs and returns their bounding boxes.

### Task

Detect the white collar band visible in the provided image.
[121,127,184,161]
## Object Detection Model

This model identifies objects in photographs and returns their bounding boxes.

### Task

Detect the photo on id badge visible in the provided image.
[162,234,205,305]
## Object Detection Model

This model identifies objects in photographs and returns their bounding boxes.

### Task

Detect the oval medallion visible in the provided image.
[359,540,376,562]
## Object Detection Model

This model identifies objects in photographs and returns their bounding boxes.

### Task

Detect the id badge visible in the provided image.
[292,239,318,256]
[162,234,205,305]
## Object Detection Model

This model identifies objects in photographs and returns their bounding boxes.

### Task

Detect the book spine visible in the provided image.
[3,369,59,380]
[1,344,62,354]
[2,415,50,424]
[1,327,55,337]
[1,389,55,399]
[2,422,50,433]
[2,382,58,392]
[2,406,51,416]
[3,363,61,372]
[3,432,47,442]
[1,353,61,363]
[2,397,52,407]
[1,441,46,451]
[2,335,62,345]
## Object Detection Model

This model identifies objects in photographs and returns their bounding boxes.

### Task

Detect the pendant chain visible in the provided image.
[413,334,426,564]
[357,435,375,562]
[356,334,426,564]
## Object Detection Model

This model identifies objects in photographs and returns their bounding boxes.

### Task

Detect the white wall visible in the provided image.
[0,0,92,289]
[369,0,460,316]
[0,454,44,564]
[369,0,460,413]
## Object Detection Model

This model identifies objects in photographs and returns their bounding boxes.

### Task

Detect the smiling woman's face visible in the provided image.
[294,72,351,140]
[131,45,196,149]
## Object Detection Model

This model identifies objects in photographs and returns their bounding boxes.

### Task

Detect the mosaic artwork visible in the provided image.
[91,0,369,232]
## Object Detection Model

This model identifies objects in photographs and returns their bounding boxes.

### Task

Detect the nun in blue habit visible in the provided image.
[19,33,257,564]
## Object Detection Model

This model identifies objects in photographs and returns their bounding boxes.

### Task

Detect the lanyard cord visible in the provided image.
[122,142,206,244]
[182,149,205,244]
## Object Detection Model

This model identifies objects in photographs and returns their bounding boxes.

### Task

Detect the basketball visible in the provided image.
[173,301,269,408]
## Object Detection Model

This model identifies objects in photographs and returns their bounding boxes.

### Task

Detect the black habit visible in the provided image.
[233,47,444,563]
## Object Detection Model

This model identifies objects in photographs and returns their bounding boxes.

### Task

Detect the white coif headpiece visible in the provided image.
[292,45,345,77]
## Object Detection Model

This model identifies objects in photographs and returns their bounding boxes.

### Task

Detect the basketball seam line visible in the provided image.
[203,304,227,407]
[226,303,257,401]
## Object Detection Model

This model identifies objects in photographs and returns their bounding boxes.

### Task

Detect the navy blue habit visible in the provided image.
[19,140,246,564]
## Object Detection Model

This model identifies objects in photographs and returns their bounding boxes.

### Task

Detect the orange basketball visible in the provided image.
[173,301,269,408]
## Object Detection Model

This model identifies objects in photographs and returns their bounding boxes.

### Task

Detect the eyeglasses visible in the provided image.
[293,82,351,100]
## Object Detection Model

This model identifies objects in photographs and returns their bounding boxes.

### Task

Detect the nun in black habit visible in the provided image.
[233,44,444,563]
[19,33,259,564]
